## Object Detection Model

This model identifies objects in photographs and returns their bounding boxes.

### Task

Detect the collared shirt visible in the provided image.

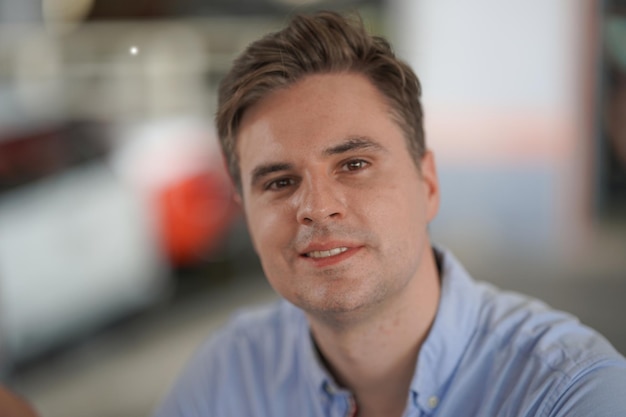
[154,248,626,417]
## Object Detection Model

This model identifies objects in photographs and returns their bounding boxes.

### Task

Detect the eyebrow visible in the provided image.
[322,136,386,156]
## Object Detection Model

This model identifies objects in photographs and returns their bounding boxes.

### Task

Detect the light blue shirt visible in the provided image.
[154,248,626,417]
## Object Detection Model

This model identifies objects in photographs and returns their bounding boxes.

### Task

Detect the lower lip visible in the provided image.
[301,247,361,268]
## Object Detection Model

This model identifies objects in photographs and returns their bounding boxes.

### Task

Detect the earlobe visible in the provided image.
[421,151,440,221]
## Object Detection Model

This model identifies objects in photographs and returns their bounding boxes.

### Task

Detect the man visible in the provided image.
[154,11,626,417]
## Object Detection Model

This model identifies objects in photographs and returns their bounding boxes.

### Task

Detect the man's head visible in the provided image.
[216,10,425,191]
[216,11,439,322]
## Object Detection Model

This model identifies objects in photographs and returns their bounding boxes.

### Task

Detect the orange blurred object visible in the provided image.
[157,171,236,266]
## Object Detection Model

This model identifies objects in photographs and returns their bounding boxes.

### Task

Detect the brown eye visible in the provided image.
[266,177,295,190]
[344,159,369,171]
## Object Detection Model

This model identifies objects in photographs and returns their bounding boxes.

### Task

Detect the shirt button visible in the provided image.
[428,396,439,409]
[323,383,335,395]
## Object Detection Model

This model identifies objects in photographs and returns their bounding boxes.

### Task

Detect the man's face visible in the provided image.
[237,73,439,319]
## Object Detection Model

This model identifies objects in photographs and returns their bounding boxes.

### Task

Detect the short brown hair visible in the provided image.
[216,10,425,190]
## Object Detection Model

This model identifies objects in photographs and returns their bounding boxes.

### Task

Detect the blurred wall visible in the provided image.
[0,0,41,23]
[388,0,623,272]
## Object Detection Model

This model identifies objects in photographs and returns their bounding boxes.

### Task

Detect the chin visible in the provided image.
[296,288,387,323]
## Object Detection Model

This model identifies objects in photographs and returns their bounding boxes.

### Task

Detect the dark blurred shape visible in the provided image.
[0,121,109,194]
[84,0,382,20]
[86,0,170,20]
[599,1,626,216]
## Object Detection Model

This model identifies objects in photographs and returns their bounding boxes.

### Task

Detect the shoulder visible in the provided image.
[468,282,626,416]
[204,299,308,374]
[153,300,308,417]
[207,299,305,353]
[422,247,626,416]
[474,282,621,369]
[194,298,306,373]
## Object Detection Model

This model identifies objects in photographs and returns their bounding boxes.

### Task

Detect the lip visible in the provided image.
[299,241,362,268]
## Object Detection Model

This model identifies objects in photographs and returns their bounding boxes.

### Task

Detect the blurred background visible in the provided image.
[0,0,624,416]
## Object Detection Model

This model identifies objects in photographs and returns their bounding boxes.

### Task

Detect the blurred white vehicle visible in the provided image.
[0,122,168,369]
[0,115,237,371]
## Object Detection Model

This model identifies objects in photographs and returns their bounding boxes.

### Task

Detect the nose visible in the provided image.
[295,173,345,225]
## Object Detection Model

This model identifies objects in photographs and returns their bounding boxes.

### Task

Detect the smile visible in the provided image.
[305,247,349,258]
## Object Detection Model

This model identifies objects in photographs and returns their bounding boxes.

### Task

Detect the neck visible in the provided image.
[307,246,441,417]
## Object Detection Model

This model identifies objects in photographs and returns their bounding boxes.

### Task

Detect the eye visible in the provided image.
[265,177,295,190]
[342,159,370,171]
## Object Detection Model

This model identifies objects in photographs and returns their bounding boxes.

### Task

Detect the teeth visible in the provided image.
[306,247,348,259]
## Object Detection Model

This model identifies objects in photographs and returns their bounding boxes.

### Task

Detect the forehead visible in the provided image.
[236,73,397,157]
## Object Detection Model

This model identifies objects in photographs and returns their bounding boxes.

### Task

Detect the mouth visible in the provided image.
[299,244,360,267]
[304,247,349,259]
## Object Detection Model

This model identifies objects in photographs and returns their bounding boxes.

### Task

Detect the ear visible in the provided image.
[232,191,242,206]
[420,150,440,222]
[232,193,260,256]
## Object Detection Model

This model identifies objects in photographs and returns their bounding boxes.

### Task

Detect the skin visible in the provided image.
[0,386,38,417]
[236,72,441,417]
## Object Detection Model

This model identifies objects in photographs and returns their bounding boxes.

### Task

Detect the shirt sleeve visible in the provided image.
[546,359,626,417]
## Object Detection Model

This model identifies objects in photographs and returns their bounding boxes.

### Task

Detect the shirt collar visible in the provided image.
[410,246,482,411]
[302,323,335,395]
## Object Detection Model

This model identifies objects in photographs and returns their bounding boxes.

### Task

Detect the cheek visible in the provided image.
[245,202,291,258]
[365,183,428,245]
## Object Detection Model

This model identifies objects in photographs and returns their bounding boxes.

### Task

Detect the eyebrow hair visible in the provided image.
[250,162,293,188]
[322,136,386,156]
